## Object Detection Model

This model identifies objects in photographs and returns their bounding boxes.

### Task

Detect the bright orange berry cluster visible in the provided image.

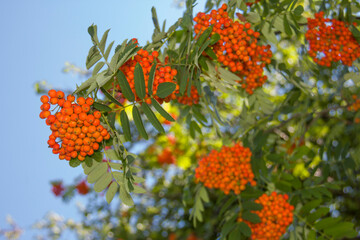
[348,94,360,111]
[194,4,272,94]
[195,143,256,195]
[238,192,294,240]
[176,86,200,106]
[39,89,110,161]
[157,148,176,165]
[117,46,179,104]
[306,12,360,67]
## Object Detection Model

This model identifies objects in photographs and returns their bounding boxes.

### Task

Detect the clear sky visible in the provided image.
[0,0,205,238]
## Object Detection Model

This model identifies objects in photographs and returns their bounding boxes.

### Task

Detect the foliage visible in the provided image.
[31,0,360,239]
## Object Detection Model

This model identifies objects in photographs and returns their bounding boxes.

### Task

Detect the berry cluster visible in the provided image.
[157,148,176,165]
[118,47,179,104]
[238,192,294,240]
[348,95,360,111]
[194,4,272,94]
[51,182,65,196]
[39,89,110,161]
[306,12,360,67]
[177,86,200,106]
[76,180,90,195]
[195,143,256,195]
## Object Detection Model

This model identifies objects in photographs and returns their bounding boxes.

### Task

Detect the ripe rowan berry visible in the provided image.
[48,89,57,98]
[57,91,65,99]
[40,95,49,103]
[85,97,94,105]
[77,97,86,105]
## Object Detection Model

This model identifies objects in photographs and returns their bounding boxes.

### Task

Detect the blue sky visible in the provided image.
[0,0,205,238]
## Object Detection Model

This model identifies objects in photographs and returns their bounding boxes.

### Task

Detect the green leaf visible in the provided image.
[69,158,81,168]
[247,12,261,24]
[151,98,175,122]
[120,110,131,141]
[106,181,119,204]
[119,185,134,206]
[94,172,112,192]
[209,33,220,45]
[92,151,104,162]
[261,21,277,44]
[198,186,209,202]
[238,222,252,237]
[151,7,160,32]
[314,217,341,230]
[84,156,93,167]
[324,222,357,238]
[104,41,114,60]
[284,14,293,36]
[229,227,242,240]
[100,87,123,107]
[156,82,176,98]
[350,25,360,42]
[148,63,157,95]
[141,103,165,133]
[195,25,213,48]
[204,47,217,60]
[74,75,96,93]
[133,175,145,183]
[105,149,120,160]
[92,62,105,76]
[242,211,261,223]
[242,201,263,211]
[307,207,329,224]
[116,70,135,102]
[82,161,100,175]
[86,46,102,70]
[134,63,146,99]
[300,199,322,217]
[93,102,112,112]
[133,184,146,194]
[95,73,113,89]
[88,24,98,43]
[132,106,148,139]
[109,162,123,170]
[99,29,110,53]
[87,162,108,184]
[293,5,304,16]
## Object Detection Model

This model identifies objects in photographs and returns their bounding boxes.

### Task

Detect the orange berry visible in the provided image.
[50,97,58,105]
[77,97,86,105]
[67,95,75,102]
[57,91,65,99]
[48,89,57,98]
[40,95,49,103]
[82,104,90,113]
[79,112,87,121]
[85,97,94,105]
[93,111,101,119]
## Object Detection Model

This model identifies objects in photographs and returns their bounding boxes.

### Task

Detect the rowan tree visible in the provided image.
[33,0,360,239]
